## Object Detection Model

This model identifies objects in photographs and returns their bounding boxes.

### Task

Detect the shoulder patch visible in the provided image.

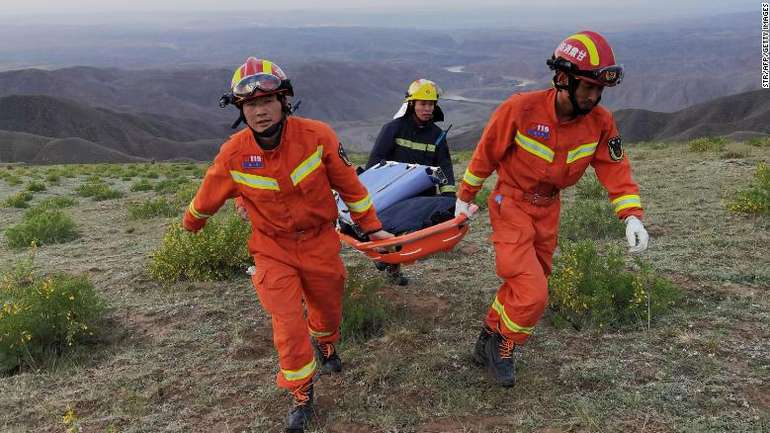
[608,135,624,161]
[338,143,352,166]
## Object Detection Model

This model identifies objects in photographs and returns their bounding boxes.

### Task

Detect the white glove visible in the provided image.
[454,199,479,219]
[625,216,649,253]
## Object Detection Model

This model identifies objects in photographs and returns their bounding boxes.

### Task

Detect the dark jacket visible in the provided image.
[365,115,456,195]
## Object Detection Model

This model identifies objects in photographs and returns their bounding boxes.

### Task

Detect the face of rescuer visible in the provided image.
[242,94,283,134]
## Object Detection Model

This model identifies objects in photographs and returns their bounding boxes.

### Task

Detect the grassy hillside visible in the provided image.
[0,143,768,432]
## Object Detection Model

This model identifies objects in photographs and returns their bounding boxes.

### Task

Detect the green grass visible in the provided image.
[127,197,180,220]
[688,136,727,153]
[0,153,768,433]
[4,210,79,249]
[76,181,124,201]
[3,191,33,208]
[726,161,770,215]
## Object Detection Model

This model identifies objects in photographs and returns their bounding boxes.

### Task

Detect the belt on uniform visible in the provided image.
[497,183,559,207]
[258,222,333,240]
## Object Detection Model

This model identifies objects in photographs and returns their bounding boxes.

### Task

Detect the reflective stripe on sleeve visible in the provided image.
[611,194,642,214]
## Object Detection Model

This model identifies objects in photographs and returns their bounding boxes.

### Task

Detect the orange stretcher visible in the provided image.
[337,213,470,265]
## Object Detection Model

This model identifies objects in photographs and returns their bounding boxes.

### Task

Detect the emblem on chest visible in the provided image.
[525,123,552,141]
[242,155,264,169]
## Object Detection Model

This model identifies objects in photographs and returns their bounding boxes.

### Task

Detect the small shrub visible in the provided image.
[341,266,392,341]
[560,199,624,241]
[720,143,752,159]
[0,256,105,373]
[144,172,160,179]
[45,173,61,184]
[726,162,770,215]
[5,210,79,249]
[26,196,77,217]
[4,191,33,208]
[127,197,180,220]
[26,181,46,192]
[174,181,201,206]
[130,179,154,192]
[688,136,727,153]
[575,172,605,200]
[154,178,189,194]
[549,240,681,330]
[76,181,123,201]
[746,136,770,148]
[3,174,22,186]
[148,210,251,283]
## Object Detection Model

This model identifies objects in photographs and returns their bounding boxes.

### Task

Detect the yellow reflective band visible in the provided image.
[569,33,600,66]
[345,194,373,213]
[462,169,485,187]
[231,69,242,88]
[566,142,598,164]
[308,327,334,338]
[230,170,280,191]
[515,131,554,163]
[395,138,436,153]
[291,146,323,186]
[492,297,534,335]
[282,358,317,382]
[262,59,273,75]
[187,201,212,220]
[611,194,642,213]
[439,184,457,193]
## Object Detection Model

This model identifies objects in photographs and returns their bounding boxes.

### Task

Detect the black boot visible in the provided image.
[483,331,517,387]
[385,264,409,286]
[314,341,342,374]
[286,383,314,433]
[472,325,495,366]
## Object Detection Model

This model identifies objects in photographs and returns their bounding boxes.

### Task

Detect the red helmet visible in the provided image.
[221,57,294,107]
[547,31,623,87]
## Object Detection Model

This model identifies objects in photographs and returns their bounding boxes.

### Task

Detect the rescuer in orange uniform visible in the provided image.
[455,31,650,387]
[182,57,393,432]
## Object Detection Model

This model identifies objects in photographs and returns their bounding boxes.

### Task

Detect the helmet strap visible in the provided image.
[565,75,599,117]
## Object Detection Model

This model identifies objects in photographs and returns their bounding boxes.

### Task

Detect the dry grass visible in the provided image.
[0,146,769,433]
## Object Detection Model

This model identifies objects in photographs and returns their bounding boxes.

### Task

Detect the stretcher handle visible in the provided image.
[341,214,469,251]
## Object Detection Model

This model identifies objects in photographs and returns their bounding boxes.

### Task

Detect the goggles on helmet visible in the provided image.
[574,65,624,87]
[232,73,283,100]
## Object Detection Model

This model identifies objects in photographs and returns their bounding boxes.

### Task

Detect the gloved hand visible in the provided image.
[454,198,479,219]
[625,216,649,253]
[182,213,206,233]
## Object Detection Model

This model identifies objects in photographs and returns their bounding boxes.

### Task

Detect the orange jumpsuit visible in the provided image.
[183,116,381,390]
[458,88,643,344]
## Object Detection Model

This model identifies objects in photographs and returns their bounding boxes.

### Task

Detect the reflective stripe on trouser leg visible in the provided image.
[484,194,558,344]
[300,226,346,344]
[251,258,316,390]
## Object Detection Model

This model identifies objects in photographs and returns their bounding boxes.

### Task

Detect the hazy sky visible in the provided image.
[0,0,756,14]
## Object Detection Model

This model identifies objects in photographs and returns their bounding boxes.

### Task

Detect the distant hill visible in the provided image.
[443,88,770,152]
[0,95,224,163]
[614,89,770,142]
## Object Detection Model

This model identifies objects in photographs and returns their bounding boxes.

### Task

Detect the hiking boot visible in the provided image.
[385,264,409,286]
[314,341,342,374]
[285,383,314,433]
[472,325,495,366]
[483,331,517,387]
